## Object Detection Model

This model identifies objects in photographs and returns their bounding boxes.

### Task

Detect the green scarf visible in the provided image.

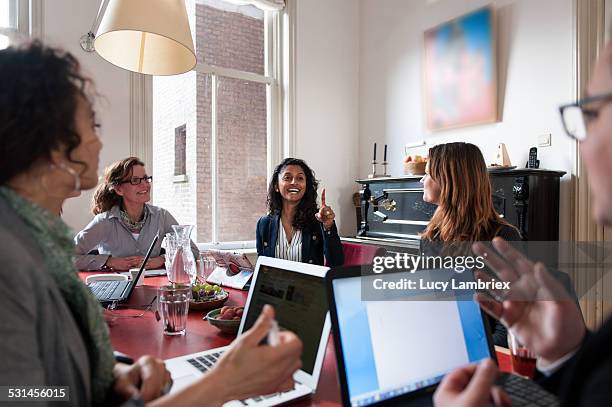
[0,187,115,403]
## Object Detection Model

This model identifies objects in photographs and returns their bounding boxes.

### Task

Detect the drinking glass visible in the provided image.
[507,331,537,378]
[158,285,191,336]
[197,255,217,283]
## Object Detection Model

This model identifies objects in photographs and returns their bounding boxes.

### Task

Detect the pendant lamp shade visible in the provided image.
[94,0,196,76]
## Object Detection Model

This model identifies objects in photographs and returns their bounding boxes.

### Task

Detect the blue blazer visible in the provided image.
[256,214,344,267]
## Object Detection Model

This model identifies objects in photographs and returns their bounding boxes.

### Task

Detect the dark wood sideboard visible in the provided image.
[345,168,566,254]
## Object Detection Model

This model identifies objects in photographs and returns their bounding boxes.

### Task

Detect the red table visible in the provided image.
[83,273,512,406]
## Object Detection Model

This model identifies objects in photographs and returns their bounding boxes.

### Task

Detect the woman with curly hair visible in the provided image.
[0,42,301,406]
[256,158,344,266]
[74,157,198,271]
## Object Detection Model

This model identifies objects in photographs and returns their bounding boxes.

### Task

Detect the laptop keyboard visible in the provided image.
[88,280,128,300]
[497,374,559,407]
[186,351,300,406]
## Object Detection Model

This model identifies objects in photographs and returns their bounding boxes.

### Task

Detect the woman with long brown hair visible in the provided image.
[421,142,519,242]
[74,157,198,270]
[420,142,520,347]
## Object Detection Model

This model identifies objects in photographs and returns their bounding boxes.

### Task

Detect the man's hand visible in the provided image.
[434,359,510,407]
[472,238,586,363]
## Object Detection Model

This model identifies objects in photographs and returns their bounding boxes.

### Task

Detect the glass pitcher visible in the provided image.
[167,225,197,285]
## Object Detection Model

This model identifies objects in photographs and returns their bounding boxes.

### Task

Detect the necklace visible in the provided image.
[120,206,148,232]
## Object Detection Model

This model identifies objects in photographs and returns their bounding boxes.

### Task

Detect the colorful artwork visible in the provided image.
[423,7,497,131]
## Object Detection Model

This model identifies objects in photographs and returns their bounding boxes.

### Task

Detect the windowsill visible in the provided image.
[173,174,188,183]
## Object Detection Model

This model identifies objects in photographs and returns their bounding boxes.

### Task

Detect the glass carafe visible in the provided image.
[168,225,197,285]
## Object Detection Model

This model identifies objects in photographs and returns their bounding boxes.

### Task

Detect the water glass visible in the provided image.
[158,285,191,336]
[507,331,537,378]
[198,255,217,283]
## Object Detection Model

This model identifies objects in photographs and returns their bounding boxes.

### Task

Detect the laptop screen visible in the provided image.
[242,264,328,375]
[332,273,491,406]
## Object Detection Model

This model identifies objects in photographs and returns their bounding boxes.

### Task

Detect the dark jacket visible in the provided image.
[540,318,612,406]
[256,213,344,267]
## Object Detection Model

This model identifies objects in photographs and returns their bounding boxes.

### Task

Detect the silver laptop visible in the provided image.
[165,256,331,407]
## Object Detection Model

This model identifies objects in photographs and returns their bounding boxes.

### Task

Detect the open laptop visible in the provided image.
[326,266,560,407]
[165,256,331,407]
[87,234,159,304]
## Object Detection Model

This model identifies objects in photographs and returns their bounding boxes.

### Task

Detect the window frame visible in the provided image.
[142,1,294,250]
[0,0,31,48]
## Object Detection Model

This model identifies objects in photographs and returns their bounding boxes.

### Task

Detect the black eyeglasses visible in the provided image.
[559,92,612,141]
[120,175,153,185]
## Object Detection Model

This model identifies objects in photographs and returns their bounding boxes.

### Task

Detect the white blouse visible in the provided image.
[275,224,302,262]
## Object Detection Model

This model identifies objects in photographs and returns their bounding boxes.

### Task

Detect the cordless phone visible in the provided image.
[526,147,539,169]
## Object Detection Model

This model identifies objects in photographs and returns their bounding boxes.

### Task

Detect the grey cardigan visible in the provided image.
[0,198,92,406]
[74,204,199,270]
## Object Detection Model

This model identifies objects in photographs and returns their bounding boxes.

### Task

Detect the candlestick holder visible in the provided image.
[368,161,387,178]
[382,161,388,177]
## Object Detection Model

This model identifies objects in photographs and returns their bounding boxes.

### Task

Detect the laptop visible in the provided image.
[165,256,331,406]
[88,234,159,304]
[326,266,560,407]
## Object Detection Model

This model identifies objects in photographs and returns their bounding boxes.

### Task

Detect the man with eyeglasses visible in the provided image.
[434,40,612,406]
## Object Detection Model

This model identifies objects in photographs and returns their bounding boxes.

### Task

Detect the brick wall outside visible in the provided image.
[154,2,267,243]
[152,71,198,234]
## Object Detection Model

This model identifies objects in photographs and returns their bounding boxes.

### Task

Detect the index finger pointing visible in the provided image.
[321,189,326,207]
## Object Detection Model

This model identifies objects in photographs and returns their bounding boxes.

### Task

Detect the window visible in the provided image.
[174,125,187,177]
[152,0,284,247]
[0,0,30,50]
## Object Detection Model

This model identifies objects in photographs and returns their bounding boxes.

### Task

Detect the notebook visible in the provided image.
[87,234,158,304]
[325,266,560,407]
[165,256,331,406]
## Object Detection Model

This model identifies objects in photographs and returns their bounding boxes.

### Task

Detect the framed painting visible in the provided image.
[423,7,497,131]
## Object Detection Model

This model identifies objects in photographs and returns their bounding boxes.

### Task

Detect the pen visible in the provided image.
[268,319,279,347]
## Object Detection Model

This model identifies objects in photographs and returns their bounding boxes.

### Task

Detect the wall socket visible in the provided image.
[538,133,552,147]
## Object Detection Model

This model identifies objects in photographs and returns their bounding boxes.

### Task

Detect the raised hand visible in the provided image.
[315,189,335,230]
[472,238,585,363]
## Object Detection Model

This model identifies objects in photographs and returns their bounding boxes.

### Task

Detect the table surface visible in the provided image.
[84,272,513,406]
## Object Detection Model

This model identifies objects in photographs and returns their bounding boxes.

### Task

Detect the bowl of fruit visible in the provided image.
[205,306,244,334]
[403,155,427,175]
[190,283,229,311]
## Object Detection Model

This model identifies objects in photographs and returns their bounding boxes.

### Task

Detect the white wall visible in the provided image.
[358,0,575,239]
[294,0,361,236]
[43,0,131,233]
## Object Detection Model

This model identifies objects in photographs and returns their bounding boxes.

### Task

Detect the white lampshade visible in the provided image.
[95,0,196,76]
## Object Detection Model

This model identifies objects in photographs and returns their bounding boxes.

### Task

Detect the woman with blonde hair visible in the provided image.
[74,157,198,270]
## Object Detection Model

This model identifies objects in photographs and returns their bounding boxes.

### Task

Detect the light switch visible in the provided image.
[538,133,551,147]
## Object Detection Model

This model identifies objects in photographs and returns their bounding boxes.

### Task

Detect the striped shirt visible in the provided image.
[275,224,302,262]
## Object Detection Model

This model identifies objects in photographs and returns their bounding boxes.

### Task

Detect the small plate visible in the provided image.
[189,291,229,311]
[487,165,517,171]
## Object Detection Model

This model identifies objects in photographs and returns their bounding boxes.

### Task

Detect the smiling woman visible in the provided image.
[74,157,199,271]
[256,158,344,266]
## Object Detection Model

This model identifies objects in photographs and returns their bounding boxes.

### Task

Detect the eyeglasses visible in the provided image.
[559,92,612,141]
[120,175,153,185]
